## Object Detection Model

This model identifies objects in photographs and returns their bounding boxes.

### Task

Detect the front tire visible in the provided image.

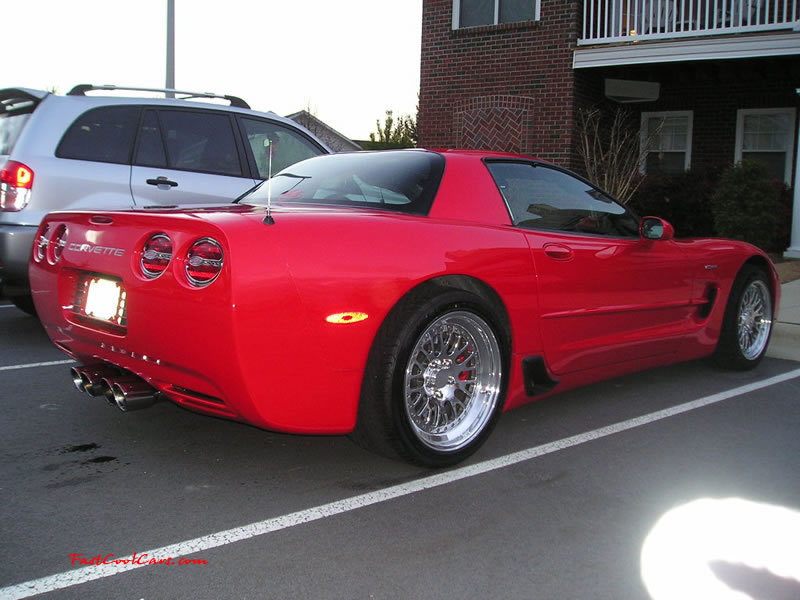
[354,288,508,467]
[714,265,774,370]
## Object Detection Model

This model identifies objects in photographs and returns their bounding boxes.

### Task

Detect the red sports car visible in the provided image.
[29,150,779,466]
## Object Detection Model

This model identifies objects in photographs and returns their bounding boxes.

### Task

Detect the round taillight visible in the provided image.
[34,224,50,262]
[141,233,173,279]
[47,224,68,264]
[185,238,223,287]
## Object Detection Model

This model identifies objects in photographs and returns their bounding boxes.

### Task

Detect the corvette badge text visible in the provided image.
[69,553,206,567]
[67,243,125,256]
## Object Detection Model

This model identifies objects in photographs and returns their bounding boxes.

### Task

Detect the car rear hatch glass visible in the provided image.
[238,150,446,216]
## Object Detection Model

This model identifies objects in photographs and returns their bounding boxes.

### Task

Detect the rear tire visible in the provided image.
[714,265,773,370]
[11,294,37,317]
[353,288,508,467]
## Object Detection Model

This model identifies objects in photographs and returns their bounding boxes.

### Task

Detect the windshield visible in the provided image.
[240,150,445,215]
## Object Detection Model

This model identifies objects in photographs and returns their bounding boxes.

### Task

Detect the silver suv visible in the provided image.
[0,84,331,313]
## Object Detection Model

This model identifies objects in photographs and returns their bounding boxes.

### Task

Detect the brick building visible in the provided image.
[418,0,800,257]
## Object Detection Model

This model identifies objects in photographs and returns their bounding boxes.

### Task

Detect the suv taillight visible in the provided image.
[185,238,223,287]
[0,161,34,211]
[141,233,173,279]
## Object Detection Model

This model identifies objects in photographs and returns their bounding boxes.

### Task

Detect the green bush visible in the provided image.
[628,169,719,238]
[711,161,785,252]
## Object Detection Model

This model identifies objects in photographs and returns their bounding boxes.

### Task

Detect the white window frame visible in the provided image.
[735,107,796,185]
[452,0,540,30]
[639,110,694,174]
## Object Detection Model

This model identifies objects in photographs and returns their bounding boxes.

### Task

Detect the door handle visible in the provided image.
[146,177,178,188]
[543,244,573,261]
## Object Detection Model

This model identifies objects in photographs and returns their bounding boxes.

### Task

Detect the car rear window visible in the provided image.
[240,150,445,215]
[0,112,30,155]
[57,106,140,164]
[1,92,39,156]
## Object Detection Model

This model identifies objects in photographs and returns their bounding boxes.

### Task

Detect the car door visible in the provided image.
[486,160,694,376]
[130,109,257,206]
[49,105,141,213]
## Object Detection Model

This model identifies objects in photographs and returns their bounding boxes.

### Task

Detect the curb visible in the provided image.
[767,322,800,362]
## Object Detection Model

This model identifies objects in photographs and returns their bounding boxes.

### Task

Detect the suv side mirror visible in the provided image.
[639,216,675,241]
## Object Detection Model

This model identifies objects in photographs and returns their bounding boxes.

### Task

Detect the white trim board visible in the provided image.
[574,33,800,69]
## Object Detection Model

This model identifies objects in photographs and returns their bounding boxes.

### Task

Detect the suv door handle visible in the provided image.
[146,177,178,188]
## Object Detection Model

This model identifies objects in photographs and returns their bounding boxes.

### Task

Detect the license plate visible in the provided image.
[84,277,124,323]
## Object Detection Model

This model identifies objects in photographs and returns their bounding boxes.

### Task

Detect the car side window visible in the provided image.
[487,161,639,237]
[56,106,140,164]
[153,110,243,177]
[240,117,323,178]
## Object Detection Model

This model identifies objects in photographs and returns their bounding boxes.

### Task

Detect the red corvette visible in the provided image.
[29,150,779,466]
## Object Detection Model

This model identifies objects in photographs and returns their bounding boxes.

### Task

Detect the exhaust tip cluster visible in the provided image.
[70,365,158,412]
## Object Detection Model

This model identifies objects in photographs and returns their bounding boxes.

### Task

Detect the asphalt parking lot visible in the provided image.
[1,299,799,600]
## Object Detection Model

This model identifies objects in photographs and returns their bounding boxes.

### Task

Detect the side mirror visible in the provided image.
[639,216,675,241]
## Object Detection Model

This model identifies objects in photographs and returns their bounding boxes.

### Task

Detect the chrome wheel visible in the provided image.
[404,310,502,452]
[737,279,772,361]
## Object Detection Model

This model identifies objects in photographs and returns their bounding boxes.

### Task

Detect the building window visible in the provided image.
[640,111,693,175]
[452,0,539,29]
[735,108,796,185]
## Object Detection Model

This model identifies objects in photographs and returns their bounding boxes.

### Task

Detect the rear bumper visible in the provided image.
[0,223,36,293]
[31,258,362,435]
[42,319,362,435]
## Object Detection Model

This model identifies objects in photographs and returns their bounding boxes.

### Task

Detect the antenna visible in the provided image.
[263,139,275,225]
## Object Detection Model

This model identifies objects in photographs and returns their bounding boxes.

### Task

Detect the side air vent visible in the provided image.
[698,285,718,319]
[521,356,559,397]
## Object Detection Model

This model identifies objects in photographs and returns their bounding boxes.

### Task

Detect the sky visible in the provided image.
[1,0,422,140]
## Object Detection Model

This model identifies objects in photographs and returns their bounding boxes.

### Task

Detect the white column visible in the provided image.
[785,89,800,259]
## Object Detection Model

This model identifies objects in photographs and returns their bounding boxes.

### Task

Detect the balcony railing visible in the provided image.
[581,0,799,44]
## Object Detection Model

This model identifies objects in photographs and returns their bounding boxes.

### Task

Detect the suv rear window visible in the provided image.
[240,150,446,215]
[1,92,38,156]
[0,112,30,155]
[57,106,140,164]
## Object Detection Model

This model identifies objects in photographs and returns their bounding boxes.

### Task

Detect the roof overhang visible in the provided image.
[574,33,800,69]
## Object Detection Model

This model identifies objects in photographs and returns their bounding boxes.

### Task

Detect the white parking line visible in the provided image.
[2,366,799,600]
[0,359,75,372]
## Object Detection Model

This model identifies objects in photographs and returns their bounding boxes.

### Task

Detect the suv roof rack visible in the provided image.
[66,84,250,109]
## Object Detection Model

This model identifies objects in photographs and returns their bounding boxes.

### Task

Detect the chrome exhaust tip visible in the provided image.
[70,367,86,393]
[101,377,159,412]
[99,378,117,406]
[70,365,118,396]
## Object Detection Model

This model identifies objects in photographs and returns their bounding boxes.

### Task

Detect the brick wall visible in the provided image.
[419,0,583,168]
